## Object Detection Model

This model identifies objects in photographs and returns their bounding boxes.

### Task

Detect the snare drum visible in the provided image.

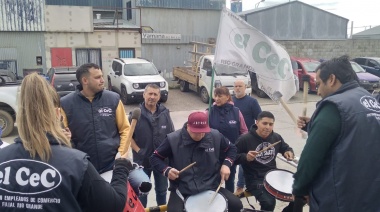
[100,164,151,196]
[184,190,227,212]
[263,169,294,202]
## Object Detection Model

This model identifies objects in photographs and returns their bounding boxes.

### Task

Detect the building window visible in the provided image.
[119,48,135,58]
[126,1,132,20]
[75,48,102,68]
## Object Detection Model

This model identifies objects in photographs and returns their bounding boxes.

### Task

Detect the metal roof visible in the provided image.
[353,25,380,36]
[237,1,348,21]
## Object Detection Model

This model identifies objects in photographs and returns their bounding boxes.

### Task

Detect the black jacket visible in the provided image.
[235,125,293,185]
[131,103,174,168]
[0,136,130,212]
[150,124,237,196]
[61,89,121,172]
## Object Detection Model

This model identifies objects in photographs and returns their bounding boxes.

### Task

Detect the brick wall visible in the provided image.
[278,39,380,60]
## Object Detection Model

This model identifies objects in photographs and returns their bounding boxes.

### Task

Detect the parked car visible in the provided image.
[0,78,20,137]
[291,57,320,92]
[350,61,380,92]
[352,57,380,77]
[107,58,168,104]
[46,67,79,97]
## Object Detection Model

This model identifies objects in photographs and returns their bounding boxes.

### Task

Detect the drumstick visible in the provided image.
[209,181,223,204]
[179,162,196,174]
[302,75,310,117]
[257,141,281,154]
[121,108,141,157]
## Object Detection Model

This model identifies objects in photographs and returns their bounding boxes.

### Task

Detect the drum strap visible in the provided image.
[245,196,256,211]
[176,189,185,202]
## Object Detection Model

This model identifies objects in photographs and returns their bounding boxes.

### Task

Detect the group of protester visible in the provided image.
[1,55,380,212]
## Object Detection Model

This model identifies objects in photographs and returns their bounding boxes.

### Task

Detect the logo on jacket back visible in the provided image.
[0,159,62,195]
[98,107,113,116]
[229,120,237,125]
[360,96,380,112]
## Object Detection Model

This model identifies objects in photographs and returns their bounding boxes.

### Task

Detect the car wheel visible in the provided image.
[121,87,131,105]
[251,76,267,98]
[179,80,189,92]
[160,95,168,103]
[200,87,210,104]
[108,78,112,91]
[0,109,14,137]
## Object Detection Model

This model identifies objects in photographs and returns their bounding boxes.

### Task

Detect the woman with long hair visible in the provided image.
[0,73,133,212]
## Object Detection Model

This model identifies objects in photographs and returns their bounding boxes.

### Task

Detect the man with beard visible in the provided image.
[130,84,175,207]
[235,111,294,211]
[61,63,131,174]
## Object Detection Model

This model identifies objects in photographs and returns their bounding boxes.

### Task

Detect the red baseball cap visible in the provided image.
[187,111,211,133]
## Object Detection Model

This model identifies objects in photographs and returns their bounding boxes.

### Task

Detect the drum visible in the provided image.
[264,169,294,202]
[100,169,145,212]
[184,190,227,212]
[100,163,151,196]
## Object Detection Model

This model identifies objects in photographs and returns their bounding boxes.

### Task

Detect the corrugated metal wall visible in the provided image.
[45,0,121,7]
[0,0,45,31]
[140,8,221,82]
[135,0,223,10]
[0,32,46,76]
[245,3,348,40]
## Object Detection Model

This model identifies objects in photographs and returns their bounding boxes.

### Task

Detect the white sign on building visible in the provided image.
[142,33,181,40]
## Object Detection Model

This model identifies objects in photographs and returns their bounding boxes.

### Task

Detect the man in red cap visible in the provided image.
[150,111,243,212]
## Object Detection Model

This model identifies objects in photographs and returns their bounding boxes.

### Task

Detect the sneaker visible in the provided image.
[234,187,244,197]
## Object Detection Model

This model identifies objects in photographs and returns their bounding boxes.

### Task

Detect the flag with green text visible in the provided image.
[214,7,296,101]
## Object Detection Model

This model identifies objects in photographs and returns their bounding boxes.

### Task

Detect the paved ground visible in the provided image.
[2,88,317,211]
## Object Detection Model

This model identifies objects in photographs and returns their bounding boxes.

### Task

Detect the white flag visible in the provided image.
[214,7,296,101]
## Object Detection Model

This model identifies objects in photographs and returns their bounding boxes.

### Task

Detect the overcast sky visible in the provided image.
[226,0,379,34]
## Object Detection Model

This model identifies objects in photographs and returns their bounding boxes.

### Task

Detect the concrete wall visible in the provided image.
[45,5,93,32]
[278,39,380,60]
[45,30,141,73]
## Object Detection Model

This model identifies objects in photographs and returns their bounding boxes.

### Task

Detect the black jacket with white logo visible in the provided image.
[61,89,120,172]
[0,136,130,212]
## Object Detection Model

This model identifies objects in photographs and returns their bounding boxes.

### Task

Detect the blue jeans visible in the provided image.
[225,164,236,192]
[139,167,168,207]
[237,165,245,188]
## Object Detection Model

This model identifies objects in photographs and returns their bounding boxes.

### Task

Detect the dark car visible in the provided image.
[350,61,380,92]
[46,67,79,97]
[352,57,380,78]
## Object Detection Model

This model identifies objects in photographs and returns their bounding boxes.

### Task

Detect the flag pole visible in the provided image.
[208,65,216,119]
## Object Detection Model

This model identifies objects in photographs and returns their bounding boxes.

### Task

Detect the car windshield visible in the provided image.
[375,59,380,64]
[302,61,320,72]
[214,64,249,76]
[350,62,366,73]
[123,63,158,76]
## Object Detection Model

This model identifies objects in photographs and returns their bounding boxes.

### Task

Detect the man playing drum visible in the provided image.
[235,111,294,211]
[150,111,243,212]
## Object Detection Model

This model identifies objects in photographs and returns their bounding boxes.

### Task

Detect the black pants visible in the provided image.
[246,182,275,211]
[167,187,243,212]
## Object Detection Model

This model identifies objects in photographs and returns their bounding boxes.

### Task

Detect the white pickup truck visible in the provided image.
[173,54,251,103]
[0,78,19,137]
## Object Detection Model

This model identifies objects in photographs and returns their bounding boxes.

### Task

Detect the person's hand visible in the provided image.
[220,165,230,181]
[297,116,310,129]
[246,151,258,162]
[62,128,71,140]
[168,168,179,180]
[114,158,133,172]
[284,151,294,161]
